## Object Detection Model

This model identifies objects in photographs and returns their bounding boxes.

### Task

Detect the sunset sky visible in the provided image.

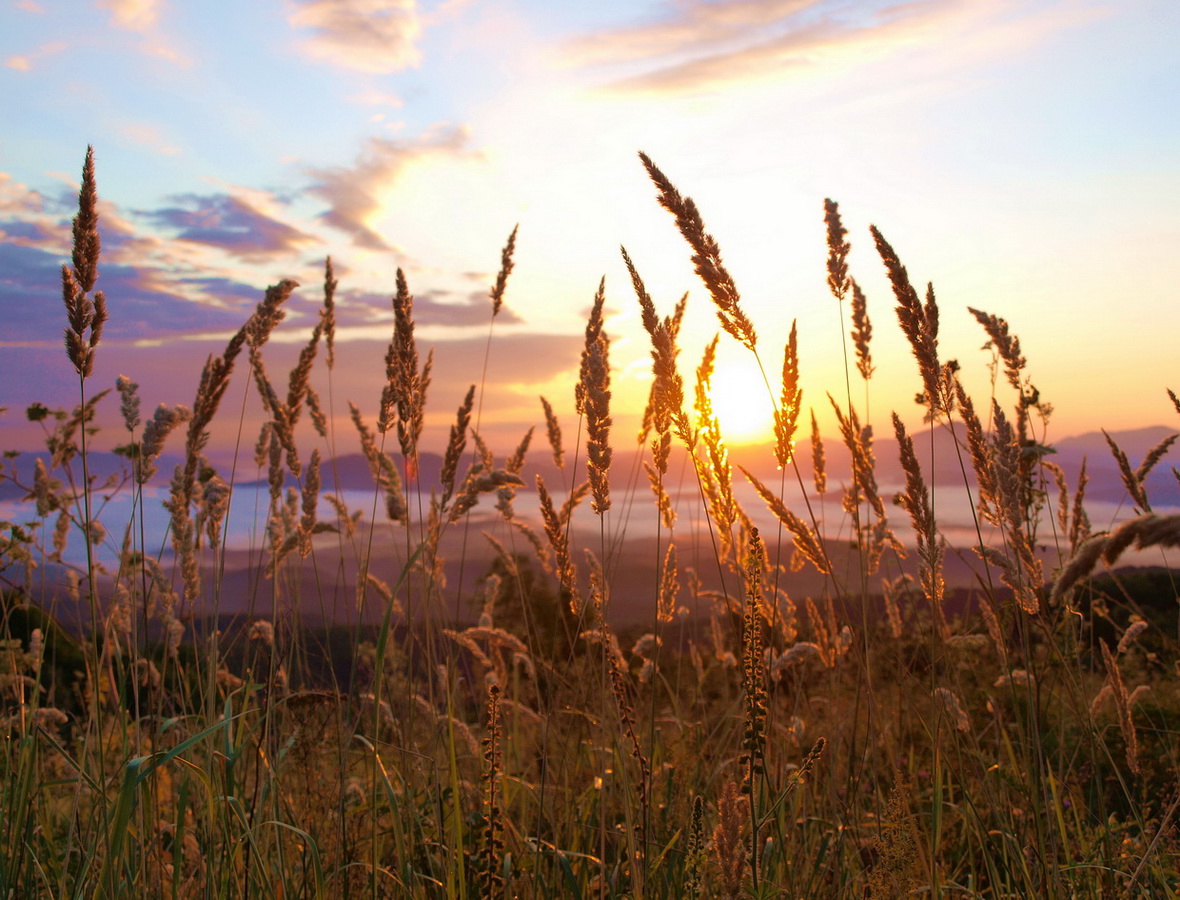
[2,0,1179,461]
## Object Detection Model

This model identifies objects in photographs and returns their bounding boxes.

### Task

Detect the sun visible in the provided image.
[707,355,777,446]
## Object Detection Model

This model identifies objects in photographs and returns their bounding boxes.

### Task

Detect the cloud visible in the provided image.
[566,0,819,67]
[119,121,181,156]
[0,173,47,215]
[563,0,1066,94]
[350,89,405,108]
[306,126,473,251]
[0,239,262,345]
[143,193,317,260]
[4,40,66,72]
[97,0,160,31]
[285,0,423,74]
[96,0,190,65]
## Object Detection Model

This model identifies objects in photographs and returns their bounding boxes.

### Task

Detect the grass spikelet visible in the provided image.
[741,467,830,574]
[657,541,681,623]
[683,795,707,896]
[479,682,506,899]
[892,413,947,634]
[1103,430,1152,512]
[832,397,885,519]
[881,574,910,640]
[539,396,564,469]
[739,531,768,897]
[440,385,475,509]
[774,320,802,467]
[622,245,658,335]
[489,224,519,317]
[968,306,1027,392]
[810,409,826,494]
[284,319,324,436]
[740,529,768,785]
[954,378,1000,525]
[320,256,337,369]
[1103,513,1180,564]
[1136,432,1178,484]
[866,779,921,897]
[115,375,140,431]
[933,686,970,734]
[639,152,756,351]
[871,225,942,411]
[504,425,532,476]
[824,197,851,301]
[987,402,1043,613]
[306,384,328,437]
[583,324,612,515]
[645,460,676,529]
[1098,640,1140,774]
[136,402,191,484]
[850,279,874,380]
[349,402,405,522]
[792,736,827,786]
[695,338,738,557]
[712,780,748,900]
[537,476,579,611]
[1117,620,1148,655]
[185,279,297,499]
[575,277,606,416]
[385,269,430,474]
[298,449,320,556]
[626,245,693,452]
[61,146,107,378]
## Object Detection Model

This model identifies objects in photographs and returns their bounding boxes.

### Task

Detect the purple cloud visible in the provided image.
[143,193,317,260]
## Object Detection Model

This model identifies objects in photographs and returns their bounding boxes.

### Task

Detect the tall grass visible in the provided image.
[1,147,1179,898]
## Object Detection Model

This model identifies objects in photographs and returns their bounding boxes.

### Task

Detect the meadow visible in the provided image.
[1,147,1178,898]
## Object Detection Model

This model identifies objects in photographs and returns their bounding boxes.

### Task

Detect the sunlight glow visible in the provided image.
[708,355,777,446]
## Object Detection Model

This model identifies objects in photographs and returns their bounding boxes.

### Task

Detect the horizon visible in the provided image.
[3,0,1180,458]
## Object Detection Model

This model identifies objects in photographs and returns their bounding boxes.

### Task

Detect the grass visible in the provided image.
[1,145,1179,898]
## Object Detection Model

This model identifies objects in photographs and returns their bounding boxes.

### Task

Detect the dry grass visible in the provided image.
[0,148,1178,899]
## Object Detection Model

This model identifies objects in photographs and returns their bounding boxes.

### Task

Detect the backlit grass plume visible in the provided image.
[640,151,757,352]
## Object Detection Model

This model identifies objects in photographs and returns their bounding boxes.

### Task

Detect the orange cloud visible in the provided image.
[3,40,66,72]
[286,0,423,74]
[97,0,160,31]
[564,0,1098,95]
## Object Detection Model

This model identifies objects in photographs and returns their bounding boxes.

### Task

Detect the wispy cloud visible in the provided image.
[4,40,66,72]
[350,88,405,108]
[119,121,182,156]
[306,125,474,251]
[96,0,160,31]
[285,0,424,73]
[0,174,47,215]
[564,0,1091,94]
[143,193,318,260]
[97,0,190,64]
[566,0,818,67]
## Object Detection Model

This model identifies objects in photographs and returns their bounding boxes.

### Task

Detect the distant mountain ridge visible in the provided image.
[3,425,1177,508]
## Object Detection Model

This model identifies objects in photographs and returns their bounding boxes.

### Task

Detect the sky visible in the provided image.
[2,0,1179,463]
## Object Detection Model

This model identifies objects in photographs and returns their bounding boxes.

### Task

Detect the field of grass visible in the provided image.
[1,147,1179,898]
